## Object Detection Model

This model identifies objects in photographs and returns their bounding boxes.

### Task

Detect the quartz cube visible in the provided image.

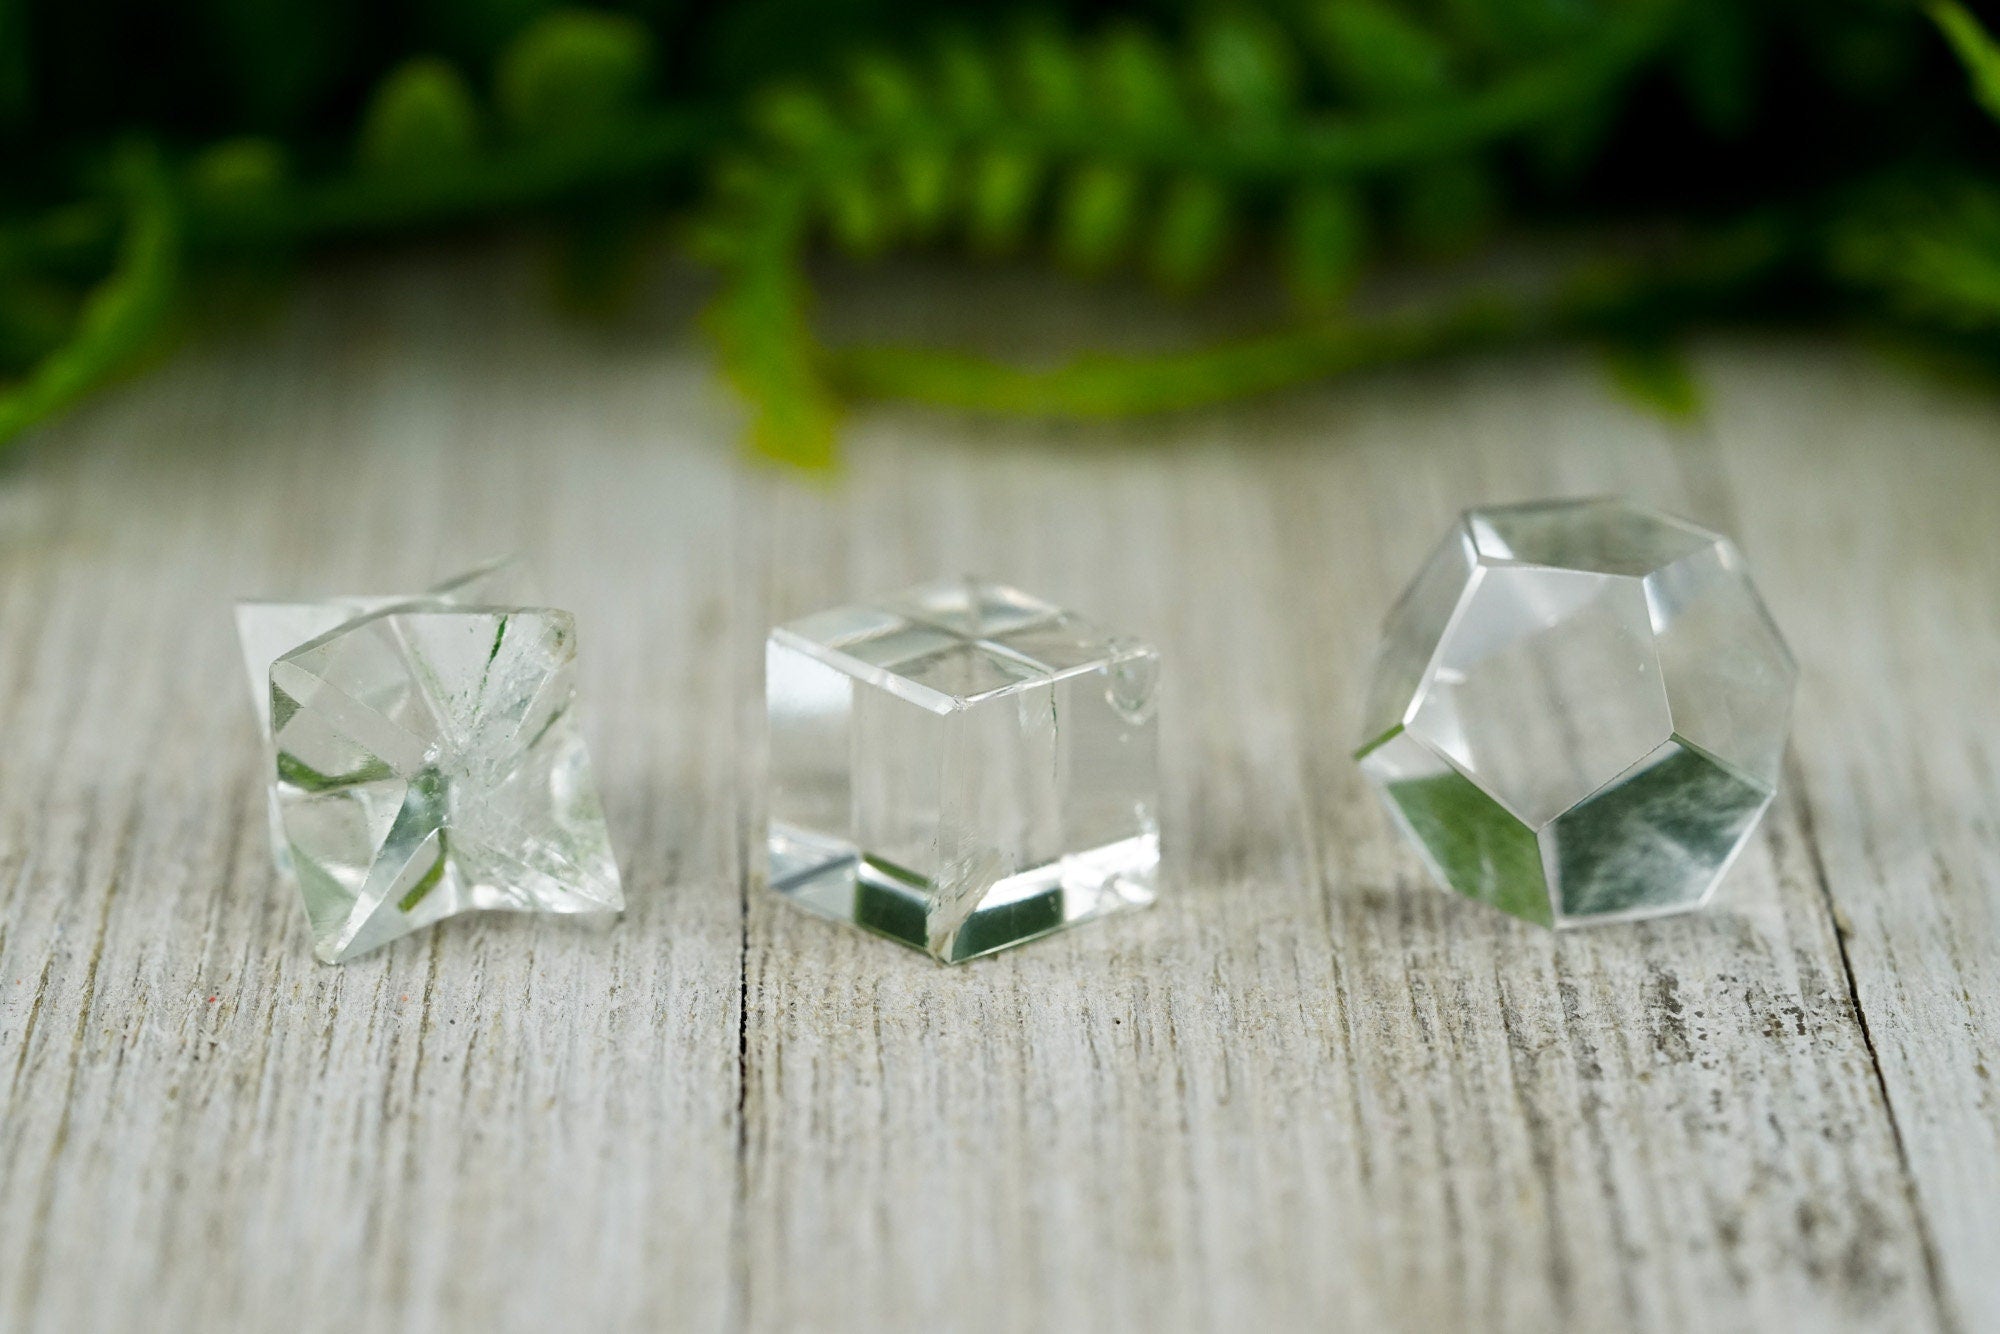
[767,578,1160,962]
[236,561,623,963]
[1356,499,1796,926]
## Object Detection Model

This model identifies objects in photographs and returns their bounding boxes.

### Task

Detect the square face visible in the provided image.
[767,578,1160,962]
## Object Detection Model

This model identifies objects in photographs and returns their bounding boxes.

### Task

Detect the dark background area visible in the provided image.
[3,0,1999,464]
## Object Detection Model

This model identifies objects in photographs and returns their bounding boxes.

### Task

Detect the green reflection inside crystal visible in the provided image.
[1547,738,1772,919]
[854,854,930,948]
[1383,765,1552,927]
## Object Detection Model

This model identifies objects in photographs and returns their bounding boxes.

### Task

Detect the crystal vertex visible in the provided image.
[1356,499,1796,926]
[767,578,1160,962]
[236,561,622,963]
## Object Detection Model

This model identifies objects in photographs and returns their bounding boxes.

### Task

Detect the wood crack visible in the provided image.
[727,481,758,1334]
[729,851,752,1334]
[1788,765,1960,1334]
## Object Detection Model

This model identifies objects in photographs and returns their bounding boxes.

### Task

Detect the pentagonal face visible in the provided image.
[1358,728,1552,926]
[1358,522,1479,748]
[1644,541,1796,786]
[270,607,621,963]
[1542,738,1774,921]
[1409,564,1672,829]
[1468,498,1720,577]
[766,579,1159,962]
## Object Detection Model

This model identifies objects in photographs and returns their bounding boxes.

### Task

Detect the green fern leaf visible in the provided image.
[1830,182,2000,330]
[708,273,836,468]
[823,175,895,258]
[894,150,954,238]
[1284,184,1367,312]
[1055,163,1141,275]
[1194,10,1300,118]
[967,149,1043,255]
[1602,340,1704,419]
[1150,176,1233,293]
[357,60,480,174]
[187,137,289,214]
[849,53,922,126]
[1014,25,1089,120]
[1097,26,1186,127]
[1309,0,1451,105]
[1930,1,2000,122]
[495,9,653,140]
[0,150,179,449]
[935,35,1004,120]
[695,0,1693,465]
[753,86,840,151]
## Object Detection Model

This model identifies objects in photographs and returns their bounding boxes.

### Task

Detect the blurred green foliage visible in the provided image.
[3,0,2000,463]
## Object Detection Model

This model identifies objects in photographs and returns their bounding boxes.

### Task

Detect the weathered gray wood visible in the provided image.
[0,257,748,1332]
[1710,350,2000,1334]
[0,249,1993,1332]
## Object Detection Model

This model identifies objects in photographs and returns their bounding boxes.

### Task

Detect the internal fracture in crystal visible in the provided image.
[236,561,622,962]
[1356,499,1796,926]
[767,578,1159,962]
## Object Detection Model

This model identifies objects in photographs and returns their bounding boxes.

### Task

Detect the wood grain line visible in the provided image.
[0,254,1992,1333]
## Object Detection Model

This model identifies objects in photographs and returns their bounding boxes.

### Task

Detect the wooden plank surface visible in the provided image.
[0,247,1995,1332]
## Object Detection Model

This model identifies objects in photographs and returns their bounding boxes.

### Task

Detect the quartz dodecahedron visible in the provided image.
[237,564,622,963]
[767,578,1159,962]
[1356,499,1796,926]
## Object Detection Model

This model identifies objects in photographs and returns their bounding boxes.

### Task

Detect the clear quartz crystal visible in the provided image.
[235,557,531,870]
[235,561,622,963]
[767,578,1160,962]
[1356,499,1796,926]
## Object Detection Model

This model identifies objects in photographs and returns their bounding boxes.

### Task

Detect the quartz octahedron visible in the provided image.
[236,562,622,963]
[1356,499,1796,926]
[235,557,530,867]
[767,578,1159,962]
